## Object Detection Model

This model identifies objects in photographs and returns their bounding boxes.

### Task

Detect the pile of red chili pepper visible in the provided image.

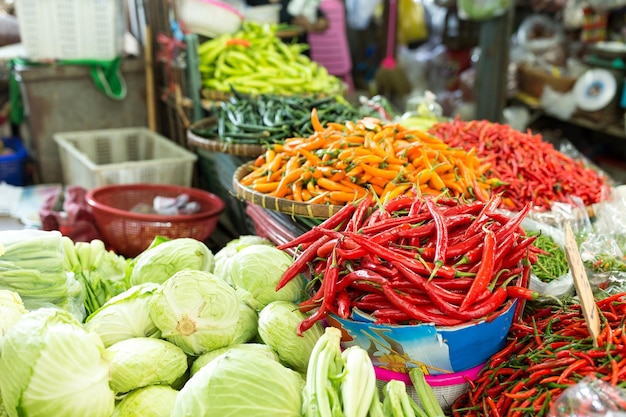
[452,293,626,417]
[276,192,539,335]
[428,119,611,212]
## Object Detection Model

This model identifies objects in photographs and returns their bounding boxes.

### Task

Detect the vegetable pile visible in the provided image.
[277,192,538,334]
[241,113,495,205]
[304,326,447,417]
[194,92,363,146]
[198,22,342,96]
[0,230,460,417]
[452,293,626,416]
[428,119,611,211]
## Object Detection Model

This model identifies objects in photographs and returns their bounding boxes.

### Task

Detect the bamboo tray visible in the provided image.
[233,162,344,219]
[187,117,266,158]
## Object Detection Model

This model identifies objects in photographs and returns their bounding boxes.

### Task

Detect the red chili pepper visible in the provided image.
[506,286,538,301]
[463,192,502,239]
[297,249,339,335]
[335,268,386,292]
[460,230,496,312]
[557,358,588,384]
[316,237,339,258]
[424,198,448,265]
[347,233,457,280]
[380,282,464,326]
[276,234,331,291]
[277,202,356,250]
[336,289,351,319]
[345,195,373,232]
[419,232,483,261]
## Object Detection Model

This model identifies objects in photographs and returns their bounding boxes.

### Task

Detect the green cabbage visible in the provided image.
[149,269,240,355]
[231,300,258,345]
[213,235,273,283]
[229,245,304,310]
[190,343,279,377]
[0,290,26,338]
[172,348,304,417]
[84,283,161,347]
[0,308,114,417]
[107,337,188,394]
[111,385,178,417]
[129,238,214,286]
[258,300,324,373]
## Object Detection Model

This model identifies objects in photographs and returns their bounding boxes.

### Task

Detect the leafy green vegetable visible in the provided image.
[213,235,273,284]
[231,299,258,345]
[229,245,304,310]
[111,385,178,417]
[149,269,240,355]
[0,290,26,338]
[172,348,304,417]
[0,308,115,417]
[0,230,84,320]
[107,337,188,394]
[130,238,214,286]
[190,343,278,377]
[84,282,162,348]
[257,300,323,373]
[382,380,418,417]
[303,327,344,416]
[341,346,377,417]
[63,237,129,316]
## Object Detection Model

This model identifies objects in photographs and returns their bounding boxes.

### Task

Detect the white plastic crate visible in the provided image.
[53,127,198,189]
[15,0,125,60]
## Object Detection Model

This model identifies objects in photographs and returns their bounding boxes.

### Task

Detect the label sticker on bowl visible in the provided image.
[326,299,517,375]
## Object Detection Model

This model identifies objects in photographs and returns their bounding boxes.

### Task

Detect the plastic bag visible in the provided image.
[549,376,626,417]
[579,232,626,295]
[522,216,574,298]
[397,0,429,46]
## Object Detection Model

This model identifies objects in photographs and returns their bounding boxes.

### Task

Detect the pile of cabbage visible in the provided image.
[0,232,326,417]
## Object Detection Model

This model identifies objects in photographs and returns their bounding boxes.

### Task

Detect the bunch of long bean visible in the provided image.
[452,293,626,416]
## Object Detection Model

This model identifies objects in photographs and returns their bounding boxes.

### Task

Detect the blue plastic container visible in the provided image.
[326,299,517,376]
[0,138,28,186]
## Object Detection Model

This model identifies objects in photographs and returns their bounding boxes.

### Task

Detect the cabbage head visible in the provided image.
[213,235,273,283]
[84,282,161,347]
[111,385,178,417]
[0,308,115,417]
[190,343,279,376]
[231,299,258,345]
[258,300,324,373]
[130,238,214,286]
[172,348,304,417]
[0,290,26,338]
[107,337,188,394]
[149,269,240,355]
[229,245,304,310]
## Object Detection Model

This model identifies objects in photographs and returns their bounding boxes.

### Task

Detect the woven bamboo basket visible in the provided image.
[233,163,344,219]
[187,117,266,158]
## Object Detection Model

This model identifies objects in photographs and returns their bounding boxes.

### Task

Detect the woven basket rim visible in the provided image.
[233,162,344,219]
[187,117,266,157]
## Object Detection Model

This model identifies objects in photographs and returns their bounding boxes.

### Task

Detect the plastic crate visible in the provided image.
[53,127,198,189]
[15,0,125,60]
[0,138,28,186]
